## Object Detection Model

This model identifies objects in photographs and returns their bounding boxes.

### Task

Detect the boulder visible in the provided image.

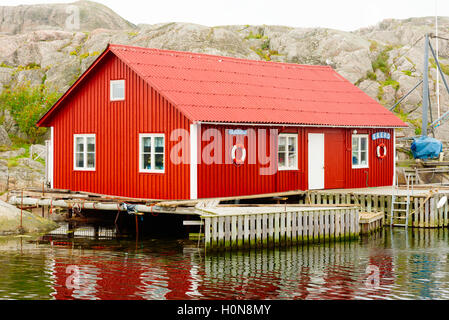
[0,148,25,159]
[30,144,46,161]
[0,125,11,146]
[0,200,58,235]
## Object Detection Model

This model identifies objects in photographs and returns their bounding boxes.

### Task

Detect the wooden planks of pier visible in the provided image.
[302,190,449,228]
[201,206,360,252]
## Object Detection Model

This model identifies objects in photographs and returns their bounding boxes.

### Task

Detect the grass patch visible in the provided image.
[7,158,19,168]
[430,57,449,76]
[369,40,379,52]
[382,78,400,91]
[0,62,13,69]
[367,71,377,81]
[372,48,391,75]
[402,70,413,77]
[244,30,265,40]
[251,47,271,61]
[261,39,270,50]
[395,108,422,135]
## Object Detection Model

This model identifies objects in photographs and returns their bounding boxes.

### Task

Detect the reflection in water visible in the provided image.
[1,225,449,300]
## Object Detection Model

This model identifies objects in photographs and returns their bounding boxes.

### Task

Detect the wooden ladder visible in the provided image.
[390,173,413,227]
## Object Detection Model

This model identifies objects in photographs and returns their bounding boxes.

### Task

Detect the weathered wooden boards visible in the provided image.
[359,212,384,235]
[202,206,360,252]
[306,191,449,228]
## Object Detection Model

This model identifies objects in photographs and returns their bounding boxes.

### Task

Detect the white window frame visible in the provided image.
[139,134,165,174]
[352,134,369,169]
[278,133,298,171]
[110,79,125,101]
[74,134,96,171]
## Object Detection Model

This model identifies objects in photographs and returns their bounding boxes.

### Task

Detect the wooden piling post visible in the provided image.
[419,198,425,228]
[262,213,268,248]
[268,213,274,248]
[430,197,435,228]
[280,212,286,246]
[231,216,237,249]
[291,211,298,246]
[274,212,280,247]
[444,201,449,227]
[297,211,303,245]
[313,211,319,243]
[205,218,211,251]
[286,211,292,247]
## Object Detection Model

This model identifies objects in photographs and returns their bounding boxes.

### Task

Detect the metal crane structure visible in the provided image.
[389,34,449,161]
[390,34,449,136]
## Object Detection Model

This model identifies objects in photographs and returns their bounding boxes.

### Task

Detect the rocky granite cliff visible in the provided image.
[0,1,448,193]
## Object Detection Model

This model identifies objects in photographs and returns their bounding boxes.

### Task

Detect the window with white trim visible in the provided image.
[110,80,125,101]
[278,134,298,170]
[352,134,369,168]
[74,134,96,171]
[139,134,165,173]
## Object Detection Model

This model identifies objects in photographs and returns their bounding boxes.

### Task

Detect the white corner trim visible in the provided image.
[49,126,54,189]
[190,124,198,200]
[393,128,396,186]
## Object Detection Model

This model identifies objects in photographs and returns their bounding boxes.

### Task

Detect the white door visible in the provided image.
[308,133,325,190]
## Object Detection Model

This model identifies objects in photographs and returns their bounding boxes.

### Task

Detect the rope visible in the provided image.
[146,202,159,217]
[408,189,437,217]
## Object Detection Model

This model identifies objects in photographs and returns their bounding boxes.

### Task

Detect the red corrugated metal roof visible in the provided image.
[38,44,408,128]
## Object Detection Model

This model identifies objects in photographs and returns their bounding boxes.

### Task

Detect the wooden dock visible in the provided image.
[7,184,449,254]
[199,206,360,252]
[302,187,449,228]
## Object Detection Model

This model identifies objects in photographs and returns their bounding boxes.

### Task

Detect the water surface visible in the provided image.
[1,224,449,300]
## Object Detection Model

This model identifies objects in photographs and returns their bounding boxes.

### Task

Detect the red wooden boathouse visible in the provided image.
[37,44,407,200]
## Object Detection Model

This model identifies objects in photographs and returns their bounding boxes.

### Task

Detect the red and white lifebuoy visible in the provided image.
[377,143,387,159]
[231,144,246,165]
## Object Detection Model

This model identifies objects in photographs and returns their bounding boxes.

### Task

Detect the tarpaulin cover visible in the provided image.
[411,136,443,159]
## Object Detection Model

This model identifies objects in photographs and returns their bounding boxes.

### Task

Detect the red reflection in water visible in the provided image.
[321,264,356,299]
[52,256,147,300]
[366,250,394,299]
[294,267,311,300]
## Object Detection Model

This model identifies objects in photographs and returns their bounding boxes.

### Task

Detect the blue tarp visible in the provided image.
[411,136,443,159]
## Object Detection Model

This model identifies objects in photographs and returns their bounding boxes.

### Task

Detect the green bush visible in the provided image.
[372,49,391,75]
[0,83,61,144]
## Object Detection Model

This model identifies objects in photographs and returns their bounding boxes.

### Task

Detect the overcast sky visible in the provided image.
[2,0,448,31]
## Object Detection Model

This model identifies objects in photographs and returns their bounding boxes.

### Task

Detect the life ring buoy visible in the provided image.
[231,143,246,165]
[377,143,387,159]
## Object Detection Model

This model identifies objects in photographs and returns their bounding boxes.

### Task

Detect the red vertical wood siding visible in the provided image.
[48,54,190,200]
[197,125,277,198]
[198,126,394,198]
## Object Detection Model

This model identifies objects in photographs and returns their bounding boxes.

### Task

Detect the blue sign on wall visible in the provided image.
[372,132,391,140]
[228,129,248,136]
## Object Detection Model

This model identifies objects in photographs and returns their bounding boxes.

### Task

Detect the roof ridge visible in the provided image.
[176,104,395,115]
[141,75,364,93]
[109,43,334,71]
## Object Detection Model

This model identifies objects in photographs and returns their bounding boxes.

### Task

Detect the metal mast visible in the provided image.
[422,34,430,137]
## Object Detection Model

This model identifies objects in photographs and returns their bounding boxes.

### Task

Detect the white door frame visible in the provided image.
[308,133,325,190]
